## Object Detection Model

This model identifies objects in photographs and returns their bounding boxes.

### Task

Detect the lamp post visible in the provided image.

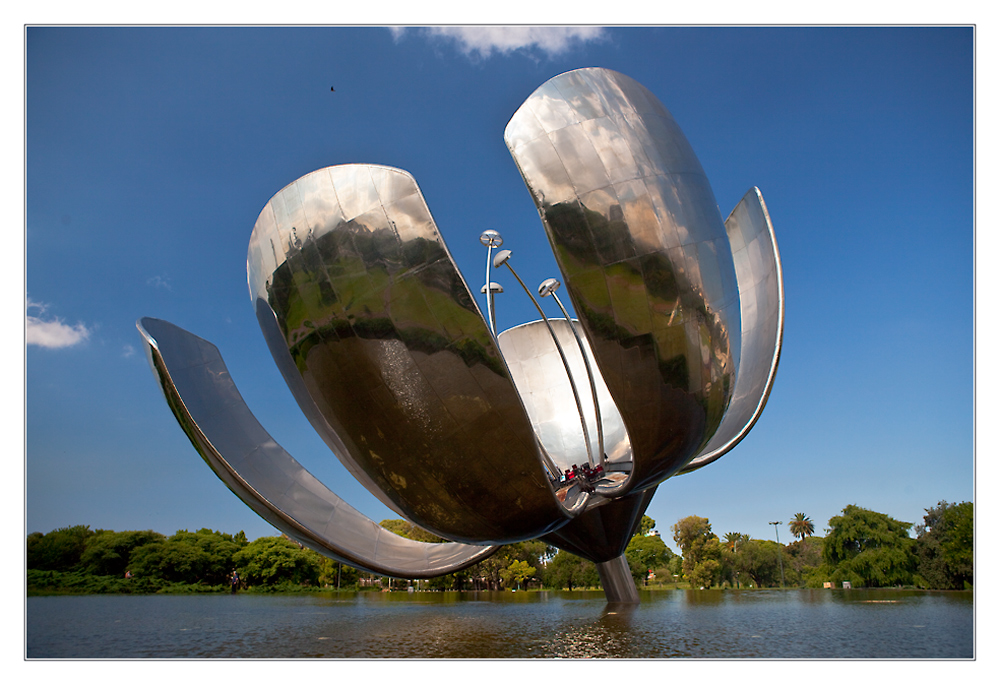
[769,521,786,588]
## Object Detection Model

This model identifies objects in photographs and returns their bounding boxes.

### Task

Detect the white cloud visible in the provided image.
[122,344,136,358]
[392,27,608,59]
[26,298,91,349]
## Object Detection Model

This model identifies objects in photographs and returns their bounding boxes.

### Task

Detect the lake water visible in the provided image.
[26,588,973,659]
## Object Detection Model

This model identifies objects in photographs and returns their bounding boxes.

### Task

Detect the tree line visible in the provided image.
[25,516,673,595]
[26,500,970,595]
[669,500,972,590]
[26,527,351,594]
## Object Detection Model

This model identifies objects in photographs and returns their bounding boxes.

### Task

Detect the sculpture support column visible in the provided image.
[596,554,639,603]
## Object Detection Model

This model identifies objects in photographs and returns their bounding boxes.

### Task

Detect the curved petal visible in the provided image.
[497,318,632,498]
[505,68,740,491]
[247,164,571,543]
[681,187,784,472]
[136,317,498,578]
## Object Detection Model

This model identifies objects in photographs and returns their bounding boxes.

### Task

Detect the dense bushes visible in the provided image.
[233,537,322,586]
[25,526,341,594]
[26,501,972,595]
[666,501,973,590]
[913,500,973,589]
[27,525,95,571]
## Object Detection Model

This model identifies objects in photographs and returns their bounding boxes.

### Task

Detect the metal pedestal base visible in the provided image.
[596,554,639,603]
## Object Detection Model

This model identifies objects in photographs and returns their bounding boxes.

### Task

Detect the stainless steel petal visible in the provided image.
[498,319,632,498]
[505,68,740,491]
[681,187,784,472]
[248,164,570,544]
[136,317,498,578]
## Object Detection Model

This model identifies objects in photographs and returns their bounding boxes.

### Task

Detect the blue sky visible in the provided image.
[24,26,974,554]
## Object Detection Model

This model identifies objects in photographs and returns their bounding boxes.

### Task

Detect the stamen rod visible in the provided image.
[496,254,595,469]
[551,290,606,468]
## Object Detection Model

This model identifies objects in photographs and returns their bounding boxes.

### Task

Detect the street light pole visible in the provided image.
[769,521,786,589]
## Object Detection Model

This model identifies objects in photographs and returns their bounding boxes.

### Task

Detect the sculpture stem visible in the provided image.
[596,554,640,603]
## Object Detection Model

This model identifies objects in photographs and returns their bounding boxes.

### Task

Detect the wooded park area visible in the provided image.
[26,501,972,595]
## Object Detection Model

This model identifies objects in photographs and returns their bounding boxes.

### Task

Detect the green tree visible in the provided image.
[913,500,973,589]
[636,515,656,537]
[316,557,361,589]
[463,540,546,590]
[719,532,750,586]
[687,559,720,589]
[666,554,683,581]
[733,539,785,588]
[672,516,723,588]
[785,536,824,586]
[544,550,599,590]
[27,525,95,571]
[232,536,322,587]
[471,551,509,590]
[129,528,241,585]
[723,532,747,552]
[501,559,536,590]
[625,533,673,585]
[823,505,916,587]
[80,529,166,577]
[789,513,815,541]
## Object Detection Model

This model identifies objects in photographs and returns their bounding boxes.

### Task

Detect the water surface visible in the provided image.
[26,588,973,659]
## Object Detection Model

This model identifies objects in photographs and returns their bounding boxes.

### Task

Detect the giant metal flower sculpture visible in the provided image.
[138,68,783,602]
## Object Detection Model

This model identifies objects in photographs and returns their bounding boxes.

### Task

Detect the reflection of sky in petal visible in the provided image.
[298,170,345,242]
[549,125,611,196]
[525,84,580,133]
[511,135,575,204]
[330,166,381,222]
[386,193,437,244]
[505,69,760,486]
[581,116,641,185]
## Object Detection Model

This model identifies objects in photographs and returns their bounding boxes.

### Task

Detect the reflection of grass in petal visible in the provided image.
[280,261,504,376]
[556,246,612,314]
[556,242,732,417]
[605,262,652,334]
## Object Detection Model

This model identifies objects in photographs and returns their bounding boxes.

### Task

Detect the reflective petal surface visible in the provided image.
[140,68,783,601]
[505,68,741,490]
[136,317,497,577]
[682,187,784,472]
[248,164,569,544]
[498,319,632,498]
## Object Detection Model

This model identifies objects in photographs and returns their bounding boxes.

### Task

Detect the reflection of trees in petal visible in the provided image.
[139,69,784,602]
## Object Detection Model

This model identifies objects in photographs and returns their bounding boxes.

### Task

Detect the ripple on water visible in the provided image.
[26,589,973,659]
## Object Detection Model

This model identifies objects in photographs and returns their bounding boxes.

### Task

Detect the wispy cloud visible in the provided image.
[26,298,91,349]
[146,275,172,291]
[390,27,608,59]
[122,344,137,358]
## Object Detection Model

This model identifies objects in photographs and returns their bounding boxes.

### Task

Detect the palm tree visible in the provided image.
[724,532,742,552]
[789,513,814,541]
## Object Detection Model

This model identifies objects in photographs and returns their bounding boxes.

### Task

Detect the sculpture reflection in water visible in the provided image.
[138,68,783,603]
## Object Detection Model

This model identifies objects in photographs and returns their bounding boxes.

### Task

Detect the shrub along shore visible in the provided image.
[27,501,972,596]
